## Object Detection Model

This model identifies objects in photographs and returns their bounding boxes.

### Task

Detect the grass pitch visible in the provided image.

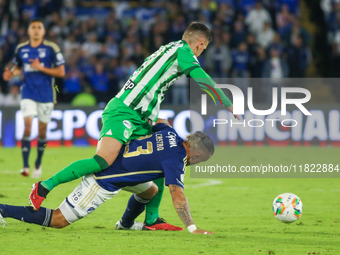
[0,146,339,255]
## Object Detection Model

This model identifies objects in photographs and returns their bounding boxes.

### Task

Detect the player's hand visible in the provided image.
[191,229,214,235]
[3,67,12,81]
[29,58,42,71]
[227,105,241,120]
[233,114,241,120]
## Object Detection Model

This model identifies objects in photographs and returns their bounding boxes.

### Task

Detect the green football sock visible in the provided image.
[145,178,164,224]
[41,155,109,191]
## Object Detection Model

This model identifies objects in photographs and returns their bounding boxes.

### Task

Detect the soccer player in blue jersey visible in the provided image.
[0,122,214,234]
[3,18,65,178]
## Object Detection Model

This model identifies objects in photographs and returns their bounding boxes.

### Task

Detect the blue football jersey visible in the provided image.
[94,124,188,192]
[13,40,65,103]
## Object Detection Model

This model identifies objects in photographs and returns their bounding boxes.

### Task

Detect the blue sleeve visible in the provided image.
[13,47,22,67]
[152,123,172,132]
[51,48,65,67]
[161,157,187,189]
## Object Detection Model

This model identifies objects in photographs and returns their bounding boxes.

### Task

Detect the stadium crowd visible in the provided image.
[0,0,311,105]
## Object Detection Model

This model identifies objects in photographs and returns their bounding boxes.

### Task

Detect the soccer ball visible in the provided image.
[272,193,303,223]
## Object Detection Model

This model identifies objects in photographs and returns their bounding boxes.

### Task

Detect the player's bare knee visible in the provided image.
[151,183,158,197]
[50,209,70,229]
[138,183,158,200]
[23,124,32,137]
[38,130,47,140]
[23,131,31,137]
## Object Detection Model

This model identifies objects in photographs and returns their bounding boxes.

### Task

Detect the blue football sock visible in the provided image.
[35,138,47,169]
[121,194,150,228]
[0,204,52,227]
[21,136,31,168]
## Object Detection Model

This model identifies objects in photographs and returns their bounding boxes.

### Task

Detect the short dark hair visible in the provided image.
[187,131,215,156]
[29,18,44,26]
[183,22,212,43]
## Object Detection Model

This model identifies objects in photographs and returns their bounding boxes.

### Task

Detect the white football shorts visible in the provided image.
[20,99,54,123]
[59,174,153,224]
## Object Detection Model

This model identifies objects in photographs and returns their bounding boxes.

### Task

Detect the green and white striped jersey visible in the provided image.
[116,40,200,121]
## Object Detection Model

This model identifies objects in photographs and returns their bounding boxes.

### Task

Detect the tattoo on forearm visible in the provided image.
[170,186,194,227]
[175,200,194,226]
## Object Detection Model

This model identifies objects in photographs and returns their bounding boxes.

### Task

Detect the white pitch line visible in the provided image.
[186,179,223,189]
[0,170,19,175]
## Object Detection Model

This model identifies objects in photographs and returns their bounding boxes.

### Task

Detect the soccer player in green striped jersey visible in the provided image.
[29,23,240,224]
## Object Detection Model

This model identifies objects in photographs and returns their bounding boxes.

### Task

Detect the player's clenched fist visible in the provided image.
[192,229,214,235]
[3,67,12,81]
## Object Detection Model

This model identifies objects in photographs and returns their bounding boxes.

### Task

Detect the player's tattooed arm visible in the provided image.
[169,184,194,227]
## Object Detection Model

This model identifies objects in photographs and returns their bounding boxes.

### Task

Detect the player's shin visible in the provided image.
[145,178,164,224]
[0,204,52,227]
[35,138,47,169]
[121,194,150,228]
[21,136,31,168]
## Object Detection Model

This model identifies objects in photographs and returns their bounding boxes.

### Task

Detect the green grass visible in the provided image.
[0,146,340,255]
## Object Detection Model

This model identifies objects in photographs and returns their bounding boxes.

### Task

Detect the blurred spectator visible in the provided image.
[91,64,109,103]
[130,44,146,67]
[327,3,340,32]
[221,31,232,46]
[232,42,250,94]
[287,37,311,77]
[276,4,294,34]
[80,56,96,83]
[231,21,247,48]
[245,1,272,35]
[247,34,259,77]
[268,33,286,57]
[321,0,338,20]
[257,22,275,48]
[106,58,120,97]
[216,3,235,25]
[21,0,39,20]
[205,37,232,78]
[278,0,299,14]
[262,48,289,103]
[4,85,21,106]
[149,34,164,53]
[262,48,289,78]
[239,0,256,14]
[82,33,101,57]
[105,36,119,58]
[63,59,83,103]
[171,15,187,41]
[252,46,267,78]
[63,35,81,60]
[283,18,311,46]
[172,76,189,105]
[121,33,138,59]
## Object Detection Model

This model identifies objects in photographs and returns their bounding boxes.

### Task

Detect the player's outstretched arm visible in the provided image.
[169,184,214,234]
[189,67,241,120]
